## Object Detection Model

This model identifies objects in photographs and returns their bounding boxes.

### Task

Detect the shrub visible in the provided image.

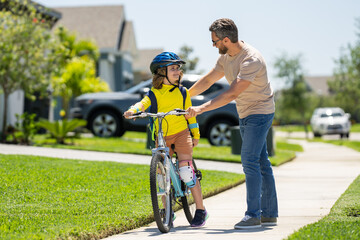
[37,118,87,144]
[5,112,38,145]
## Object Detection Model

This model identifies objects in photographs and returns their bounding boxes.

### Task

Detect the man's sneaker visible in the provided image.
[234,215,261,229]
[261,216,277,226]
[190,209,208,227]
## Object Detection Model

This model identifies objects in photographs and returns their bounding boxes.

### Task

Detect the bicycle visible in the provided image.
[129,109,202,233]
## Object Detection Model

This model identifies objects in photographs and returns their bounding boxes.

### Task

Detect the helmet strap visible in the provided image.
[161,67,179,92]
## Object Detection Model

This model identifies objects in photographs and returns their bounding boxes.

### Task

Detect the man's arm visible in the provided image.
[187,78,251,117]
[189,69,224,97]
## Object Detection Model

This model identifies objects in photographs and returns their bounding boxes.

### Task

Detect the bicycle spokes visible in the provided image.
[150,154,172,233]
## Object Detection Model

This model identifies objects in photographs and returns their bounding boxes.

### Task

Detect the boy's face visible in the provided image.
[164,65,182,84]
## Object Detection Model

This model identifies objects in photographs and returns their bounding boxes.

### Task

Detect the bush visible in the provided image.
[5,112,38,145]
[37,118,87,144]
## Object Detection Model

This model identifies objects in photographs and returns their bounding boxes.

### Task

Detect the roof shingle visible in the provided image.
[53,5,124,49]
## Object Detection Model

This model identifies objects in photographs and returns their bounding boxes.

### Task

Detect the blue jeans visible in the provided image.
[239,113,278,219]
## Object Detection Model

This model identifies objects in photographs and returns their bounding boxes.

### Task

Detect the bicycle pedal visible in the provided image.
[196,170,202,180]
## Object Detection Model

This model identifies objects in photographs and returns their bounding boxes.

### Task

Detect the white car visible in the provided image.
[310,107,351,138]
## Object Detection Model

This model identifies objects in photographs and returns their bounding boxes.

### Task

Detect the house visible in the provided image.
[0,0,61,133]
[1,3,160,132]
[133,48,164,85]
[53,5,136,91]
[52,5,163,87]
[304,76,333,96]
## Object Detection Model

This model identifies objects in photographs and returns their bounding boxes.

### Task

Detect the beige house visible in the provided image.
[304,76,333,95]
[53,5,137,91]
[0,3,160,132]
[53,5,162,87]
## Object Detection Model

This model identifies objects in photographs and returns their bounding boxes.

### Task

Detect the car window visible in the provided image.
[332,113,343,117]
[125,80,152,94]
[126,78,224,96]
[181,81,223,96]
[320,112,343,118]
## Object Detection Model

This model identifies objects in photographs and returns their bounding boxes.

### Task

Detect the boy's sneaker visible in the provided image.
[190,209,208,227]
[234,215,261,229]
[261,216,277,226]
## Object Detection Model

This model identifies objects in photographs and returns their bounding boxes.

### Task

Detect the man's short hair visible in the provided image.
[209,18,238,43]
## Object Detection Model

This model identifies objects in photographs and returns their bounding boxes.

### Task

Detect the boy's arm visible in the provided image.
[123,96,151,118]
[184,88,200,140]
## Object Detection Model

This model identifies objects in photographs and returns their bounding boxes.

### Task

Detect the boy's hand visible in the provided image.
[192,138,199,147]
[123,110,134,119]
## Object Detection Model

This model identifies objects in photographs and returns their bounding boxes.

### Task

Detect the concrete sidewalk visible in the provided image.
[104,140,360,240]
[1,140,360,239]
[0,143,243,174]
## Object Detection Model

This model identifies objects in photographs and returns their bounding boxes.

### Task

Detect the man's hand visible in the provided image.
[186,106,203,118]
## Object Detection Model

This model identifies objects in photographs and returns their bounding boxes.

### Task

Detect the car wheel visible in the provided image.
[207,120,233,146]
[340,133,350,139]
[313,132,322,137]
[89,110,124,137]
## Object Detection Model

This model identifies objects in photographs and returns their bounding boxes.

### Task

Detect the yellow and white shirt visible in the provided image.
[130,84,200,139]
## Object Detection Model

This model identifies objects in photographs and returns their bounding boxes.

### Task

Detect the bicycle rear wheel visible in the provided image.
[181,159,202,224]
[150,153,172,233]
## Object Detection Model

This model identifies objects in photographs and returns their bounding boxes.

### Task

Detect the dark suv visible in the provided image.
[70,74,239,146]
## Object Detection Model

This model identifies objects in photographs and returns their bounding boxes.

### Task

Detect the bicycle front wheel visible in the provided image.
[150,153,172,233]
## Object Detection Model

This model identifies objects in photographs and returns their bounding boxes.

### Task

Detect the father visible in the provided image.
[186,18,278,229]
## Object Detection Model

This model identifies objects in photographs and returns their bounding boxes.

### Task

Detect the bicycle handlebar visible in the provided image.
[128,108,188,119]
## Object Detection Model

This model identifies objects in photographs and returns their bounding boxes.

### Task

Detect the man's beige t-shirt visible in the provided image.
[214,41,275,119]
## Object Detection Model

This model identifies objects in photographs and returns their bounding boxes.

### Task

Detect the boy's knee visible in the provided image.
[179,161,197,188]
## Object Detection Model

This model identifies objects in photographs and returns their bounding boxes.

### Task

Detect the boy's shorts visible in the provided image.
[163,129,193,157]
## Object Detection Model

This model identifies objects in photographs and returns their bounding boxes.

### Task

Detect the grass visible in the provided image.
[33,131,303,166]
[275,123,360,133]
[0,154,244,240]
[310,138,360,152]
[274,125,307,132]
[286,175,360,240]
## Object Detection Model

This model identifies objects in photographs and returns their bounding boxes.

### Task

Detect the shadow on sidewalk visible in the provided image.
[122,225,274,236]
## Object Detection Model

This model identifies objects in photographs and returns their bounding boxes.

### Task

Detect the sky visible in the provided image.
[34,0,360,90]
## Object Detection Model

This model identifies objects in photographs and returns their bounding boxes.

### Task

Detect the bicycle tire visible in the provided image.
[181,159,201,224]
[150,153,172,233]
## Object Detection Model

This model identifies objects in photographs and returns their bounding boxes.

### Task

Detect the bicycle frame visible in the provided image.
[129,109,195,232]
[151,113,187,199]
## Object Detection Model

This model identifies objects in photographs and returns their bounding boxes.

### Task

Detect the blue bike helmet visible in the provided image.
[150,52,186,74]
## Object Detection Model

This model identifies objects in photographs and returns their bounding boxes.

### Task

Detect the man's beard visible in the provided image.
[219,45,228,54]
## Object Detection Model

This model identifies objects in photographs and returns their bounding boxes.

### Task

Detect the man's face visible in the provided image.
[211,32,228,54]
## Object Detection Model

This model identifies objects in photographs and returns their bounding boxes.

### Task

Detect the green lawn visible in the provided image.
[286,175,360,240]
[0,154,244,240]
[33,131,303,166]
[275,123,360,133]
[310,138,360,152]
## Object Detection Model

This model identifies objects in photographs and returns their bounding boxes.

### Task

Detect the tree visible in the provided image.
[274,53,312,137]
[54,26,99,65]
[51,56,109,115]
[328,18,360,122]
[0,0,61,139]
[49,26,110,118]
[178,45,200,74]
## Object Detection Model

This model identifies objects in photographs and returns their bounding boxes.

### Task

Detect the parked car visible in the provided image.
[310,107,351,138]
[70,74,239,146]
